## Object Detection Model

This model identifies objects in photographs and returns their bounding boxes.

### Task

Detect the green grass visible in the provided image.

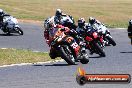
[1,0,132,27]
[0,48,60,66]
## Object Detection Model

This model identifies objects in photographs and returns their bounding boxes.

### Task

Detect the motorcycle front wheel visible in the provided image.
[93,42,106,57]
[15,27,23,35]
[105,35,116,46]
[60,45,76,65]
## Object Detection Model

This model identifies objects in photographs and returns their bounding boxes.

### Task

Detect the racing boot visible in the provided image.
[77,42,89,61]
[131,38,132,45]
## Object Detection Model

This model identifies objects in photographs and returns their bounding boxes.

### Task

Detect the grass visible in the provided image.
[0,0,132,27]
[0,48,60,66]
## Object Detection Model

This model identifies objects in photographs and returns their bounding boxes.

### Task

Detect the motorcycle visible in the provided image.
[85,27,106,57]
[60,15,77,29]
[1,16,23,35]
[94,24,116,46]
[48,27,89,65]
[128,22,132,44]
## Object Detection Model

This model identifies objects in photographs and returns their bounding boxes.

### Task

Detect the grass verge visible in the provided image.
[0,48,60,66]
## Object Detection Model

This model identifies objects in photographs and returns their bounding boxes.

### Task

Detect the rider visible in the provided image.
[88,17,105,33]
[44,21,77,46]
[88,17,108,46]
[54,9,76,29]
[0,9,10,30]
[54,9,63,24]
[128,19,132,45]
[76,18,91,54]
[44,21,86,60]
[76,18,88,36]
[44,21,73,58]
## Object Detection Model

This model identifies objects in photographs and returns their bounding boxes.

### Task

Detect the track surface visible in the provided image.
[0,23,132,88]
[0,23,49,52]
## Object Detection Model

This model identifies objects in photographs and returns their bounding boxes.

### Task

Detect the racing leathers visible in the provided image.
[128,20,132,44]
[88,20,109,46]
[0,12,10,30]
[44,24,79,59]
[88,20,107,34]
[45,14,75,29]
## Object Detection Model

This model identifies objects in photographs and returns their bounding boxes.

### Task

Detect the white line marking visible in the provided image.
[1,48,8,49]
[0,59,64,68]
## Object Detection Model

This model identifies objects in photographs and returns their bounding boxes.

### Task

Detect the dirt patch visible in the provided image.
[18,19,43,25]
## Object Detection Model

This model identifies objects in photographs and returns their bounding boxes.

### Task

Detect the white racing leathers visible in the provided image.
[89,20,108,34]
[60,15,74,25]
[44,15,74,29]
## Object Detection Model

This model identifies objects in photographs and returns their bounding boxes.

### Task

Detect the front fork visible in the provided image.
[66,37,80,57]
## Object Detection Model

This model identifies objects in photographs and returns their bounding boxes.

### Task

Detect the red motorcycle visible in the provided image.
[48,27,89,65]
[84,28,106,57]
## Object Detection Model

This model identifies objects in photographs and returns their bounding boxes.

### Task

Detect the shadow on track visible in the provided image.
[32,64,44,66]
[89,56,102,58]
[120,51,132,53]
[32,63,71,67]
[45,63,72,66]
[0,34,20,36]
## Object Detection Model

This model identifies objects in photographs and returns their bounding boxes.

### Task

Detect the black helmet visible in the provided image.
[0,9,4,16]
[55,9,62,17]
[78,18,85,28]
[89,17,96,24]
[129,20,132,25]
[48,21,55,29]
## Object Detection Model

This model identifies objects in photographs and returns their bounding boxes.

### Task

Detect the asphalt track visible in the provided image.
[0,23,132,88]
[0,22,49,52]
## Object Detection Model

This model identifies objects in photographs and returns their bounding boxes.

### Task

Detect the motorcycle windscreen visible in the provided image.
[49,28,63,39]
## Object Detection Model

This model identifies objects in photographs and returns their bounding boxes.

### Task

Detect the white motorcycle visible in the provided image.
[1,16,23,35]
[60,15,77,29]
[93,23,116,46]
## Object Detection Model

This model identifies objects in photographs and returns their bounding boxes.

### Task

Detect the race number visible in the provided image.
[71,42,78,49]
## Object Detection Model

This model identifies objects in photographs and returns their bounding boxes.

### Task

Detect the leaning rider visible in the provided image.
[88,17,106,33]
[76,18,88,43]
[44,21,77,59]
[0,9,10,30]
[88,17,109,46]
[44,21,88,60]
[128,20,132,45]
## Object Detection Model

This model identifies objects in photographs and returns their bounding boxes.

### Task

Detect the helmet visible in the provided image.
[55,9,62,17]
[129,20,132,25]
[44,20,54,30]
[0,9,4,16]
[48,21,55,29]
[89,17,96,25]
[78,18,85,28]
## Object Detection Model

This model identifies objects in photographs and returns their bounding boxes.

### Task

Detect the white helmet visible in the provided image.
[89,17,96,24]
[129,19,132,25]
[55,9,62,17]
[0,9,4,16]
[78,18,85,28]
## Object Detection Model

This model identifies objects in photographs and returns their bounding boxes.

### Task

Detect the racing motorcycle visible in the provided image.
[93,24,116,46]
[48,27,89,65]
[85,27,106,57]
[60,15,77,29]
[44,15,77,30]
[1,16,23,35]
